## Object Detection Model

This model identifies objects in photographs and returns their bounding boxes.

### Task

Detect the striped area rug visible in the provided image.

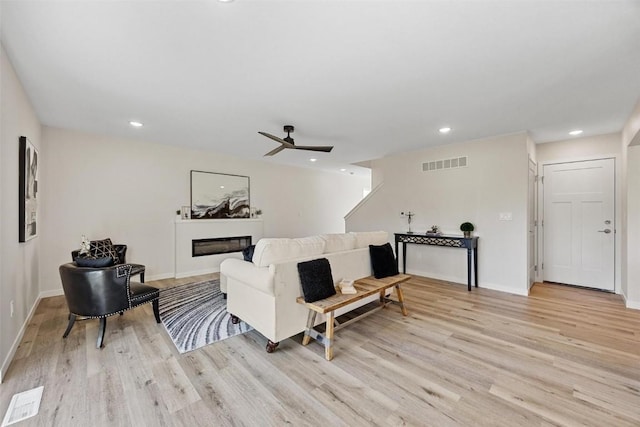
[158,279,252,353]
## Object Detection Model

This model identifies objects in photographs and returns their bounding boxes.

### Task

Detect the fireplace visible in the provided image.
[192,236,252,257]
[175,218,263,278]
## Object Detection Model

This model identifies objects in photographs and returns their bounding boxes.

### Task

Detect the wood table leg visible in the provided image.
[325,311,335,361]
[395,284,408,316]
[302,311,316,346]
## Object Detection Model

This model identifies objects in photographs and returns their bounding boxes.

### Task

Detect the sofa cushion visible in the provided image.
[350,231,389,249]
[369,243,399,279]
[252,236,325,267]
[297,258,336,303]
[90,238,120,264]
[319,233,356,254]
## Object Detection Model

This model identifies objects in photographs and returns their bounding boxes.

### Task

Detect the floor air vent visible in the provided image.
[422,156,467,172]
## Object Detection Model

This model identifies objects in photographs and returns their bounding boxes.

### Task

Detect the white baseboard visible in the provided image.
[406,269,529,296]
[627,301,640,310]
[32,272,179,297]
[480,282,529,297]
[406,268,467,287]
[174,267,220,279]
[622,293,640,310]
[39,288,63,298]
[145,272,176,282]
[0,293,42,384]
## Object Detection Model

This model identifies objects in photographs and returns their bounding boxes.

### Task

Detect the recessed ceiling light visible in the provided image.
[220,185,225,189]
[310,158,317,162]
[439,127,451,134]
[129,121,143,127]
[218,0,234,2]
[569,129,583,136]
[340,168,347,172]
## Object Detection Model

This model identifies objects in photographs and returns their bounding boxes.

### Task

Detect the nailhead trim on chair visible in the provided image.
[68,264,158,319]
[68,296,159,319]
[117,264,134,307]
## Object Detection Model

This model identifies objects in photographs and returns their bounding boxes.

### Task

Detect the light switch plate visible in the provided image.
[499,212,512,221]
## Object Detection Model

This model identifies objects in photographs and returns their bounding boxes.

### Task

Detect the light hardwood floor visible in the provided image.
[1,275,639,426]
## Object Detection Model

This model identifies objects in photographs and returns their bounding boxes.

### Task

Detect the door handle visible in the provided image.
[597,229,612,234]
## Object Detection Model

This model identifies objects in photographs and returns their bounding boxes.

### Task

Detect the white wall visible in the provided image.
[40,127,369,292]
[536,133,622,293]
[0,44,42,381]
[347,132,530,295]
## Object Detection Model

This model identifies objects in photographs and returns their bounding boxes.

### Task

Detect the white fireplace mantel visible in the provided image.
[174,218,263,278]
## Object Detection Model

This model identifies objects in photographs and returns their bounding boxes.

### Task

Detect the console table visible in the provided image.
[395,233,478,291]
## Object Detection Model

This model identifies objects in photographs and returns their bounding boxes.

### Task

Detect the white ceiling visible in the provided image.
[2,1,640,176]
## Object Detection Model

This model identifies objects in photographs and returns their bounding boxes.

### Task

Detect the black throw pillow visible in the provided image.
[90,238,120,264]
[242,244,256,262]
[369,243,399,279]
[75,255,114,268]
[297,258,336,303]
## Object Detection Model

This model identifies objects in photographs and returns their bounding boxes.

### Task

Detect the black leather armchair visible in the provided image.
[59,263,161,348]
[71,244,145,282]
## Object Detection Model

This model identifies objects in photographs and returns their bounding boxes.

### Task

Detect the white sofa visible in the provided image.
[220,231,389,347]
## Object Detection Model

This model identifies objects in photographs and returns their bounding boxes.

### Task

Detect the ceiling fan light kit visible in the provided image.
[258,125,334,157]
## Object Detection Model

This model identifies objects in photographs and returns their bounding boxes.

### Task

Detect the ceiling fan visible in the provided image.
[258,125,334,156]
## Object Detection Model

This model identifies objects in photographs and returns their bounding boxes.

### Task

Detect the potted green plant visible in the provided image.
[460,222,474,238]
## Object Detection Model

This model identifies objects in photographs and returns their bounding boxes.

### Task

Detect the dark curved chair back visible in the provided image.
[59,263,132,317]
[59,262,160,348]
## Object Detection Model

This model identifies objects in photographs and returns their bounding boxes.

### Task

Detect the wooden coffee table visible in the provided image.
[296,274,410,360]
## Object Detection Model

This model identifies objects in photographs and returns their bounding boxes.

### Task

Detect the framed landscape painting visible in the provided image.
[19,136,38,242]
[190,170,250,219]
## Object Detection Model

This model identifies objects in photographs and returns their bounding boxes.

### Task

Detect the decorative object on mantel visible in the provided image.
[190,170,250,219]
[250,208,263,218]
[460,222,475,238]
[401,211,415,234]
[181,206,191,220]
[18,136,38,242]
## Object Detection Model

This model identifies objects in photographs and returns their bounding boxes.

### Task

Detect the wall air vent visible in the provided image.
[422,156,468,172]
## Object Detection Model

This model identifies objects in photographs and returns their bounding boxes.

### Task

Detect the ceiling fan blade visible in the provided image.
[294,145,334,153]
[258,131,295,149]
[263,145,286,157]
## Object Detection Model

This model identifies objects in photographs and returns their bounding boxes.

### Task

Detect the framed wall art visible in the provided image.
[19,136,38,242]
[190,170,250,219]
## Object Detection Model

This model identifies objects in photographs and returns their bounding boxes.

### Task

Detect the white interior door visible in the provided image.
[543,159,615,291]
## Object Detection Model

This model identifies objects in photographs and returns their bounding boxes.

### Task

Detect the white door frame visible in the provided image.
[528,157,538,289]
[537,155,621,294]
